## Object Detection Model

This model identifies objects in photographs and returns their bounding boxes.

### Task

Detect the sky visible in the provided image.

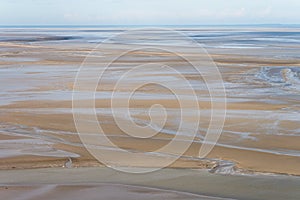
[0,0,300,25]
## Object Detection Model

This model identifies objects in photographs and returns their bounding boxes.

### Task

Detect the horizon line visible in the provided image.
[1,23,300,27]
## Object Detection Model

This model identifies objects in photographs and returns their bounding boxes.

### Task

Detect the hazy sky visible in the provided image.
[1,0,300,25]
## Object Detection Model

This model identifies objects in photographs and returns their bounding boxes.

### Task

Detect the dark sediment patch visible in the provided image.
[0,36,81,43]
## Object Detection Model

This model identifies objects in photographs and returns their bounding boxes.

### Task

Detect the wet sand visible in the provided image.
[0,27,300,198]
[1,184,220,200]
[1,167,300,200]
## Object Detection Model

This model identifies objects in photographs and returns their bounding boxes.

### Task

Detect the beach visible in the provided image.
[0,26,300,199]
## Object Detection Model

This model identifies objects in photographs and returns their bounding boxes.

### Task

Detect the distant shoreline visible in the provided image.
[1,24,300,29]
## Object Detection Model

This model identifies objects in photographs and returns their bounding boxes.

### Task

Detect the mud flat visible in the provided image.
[0,27,300,199]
